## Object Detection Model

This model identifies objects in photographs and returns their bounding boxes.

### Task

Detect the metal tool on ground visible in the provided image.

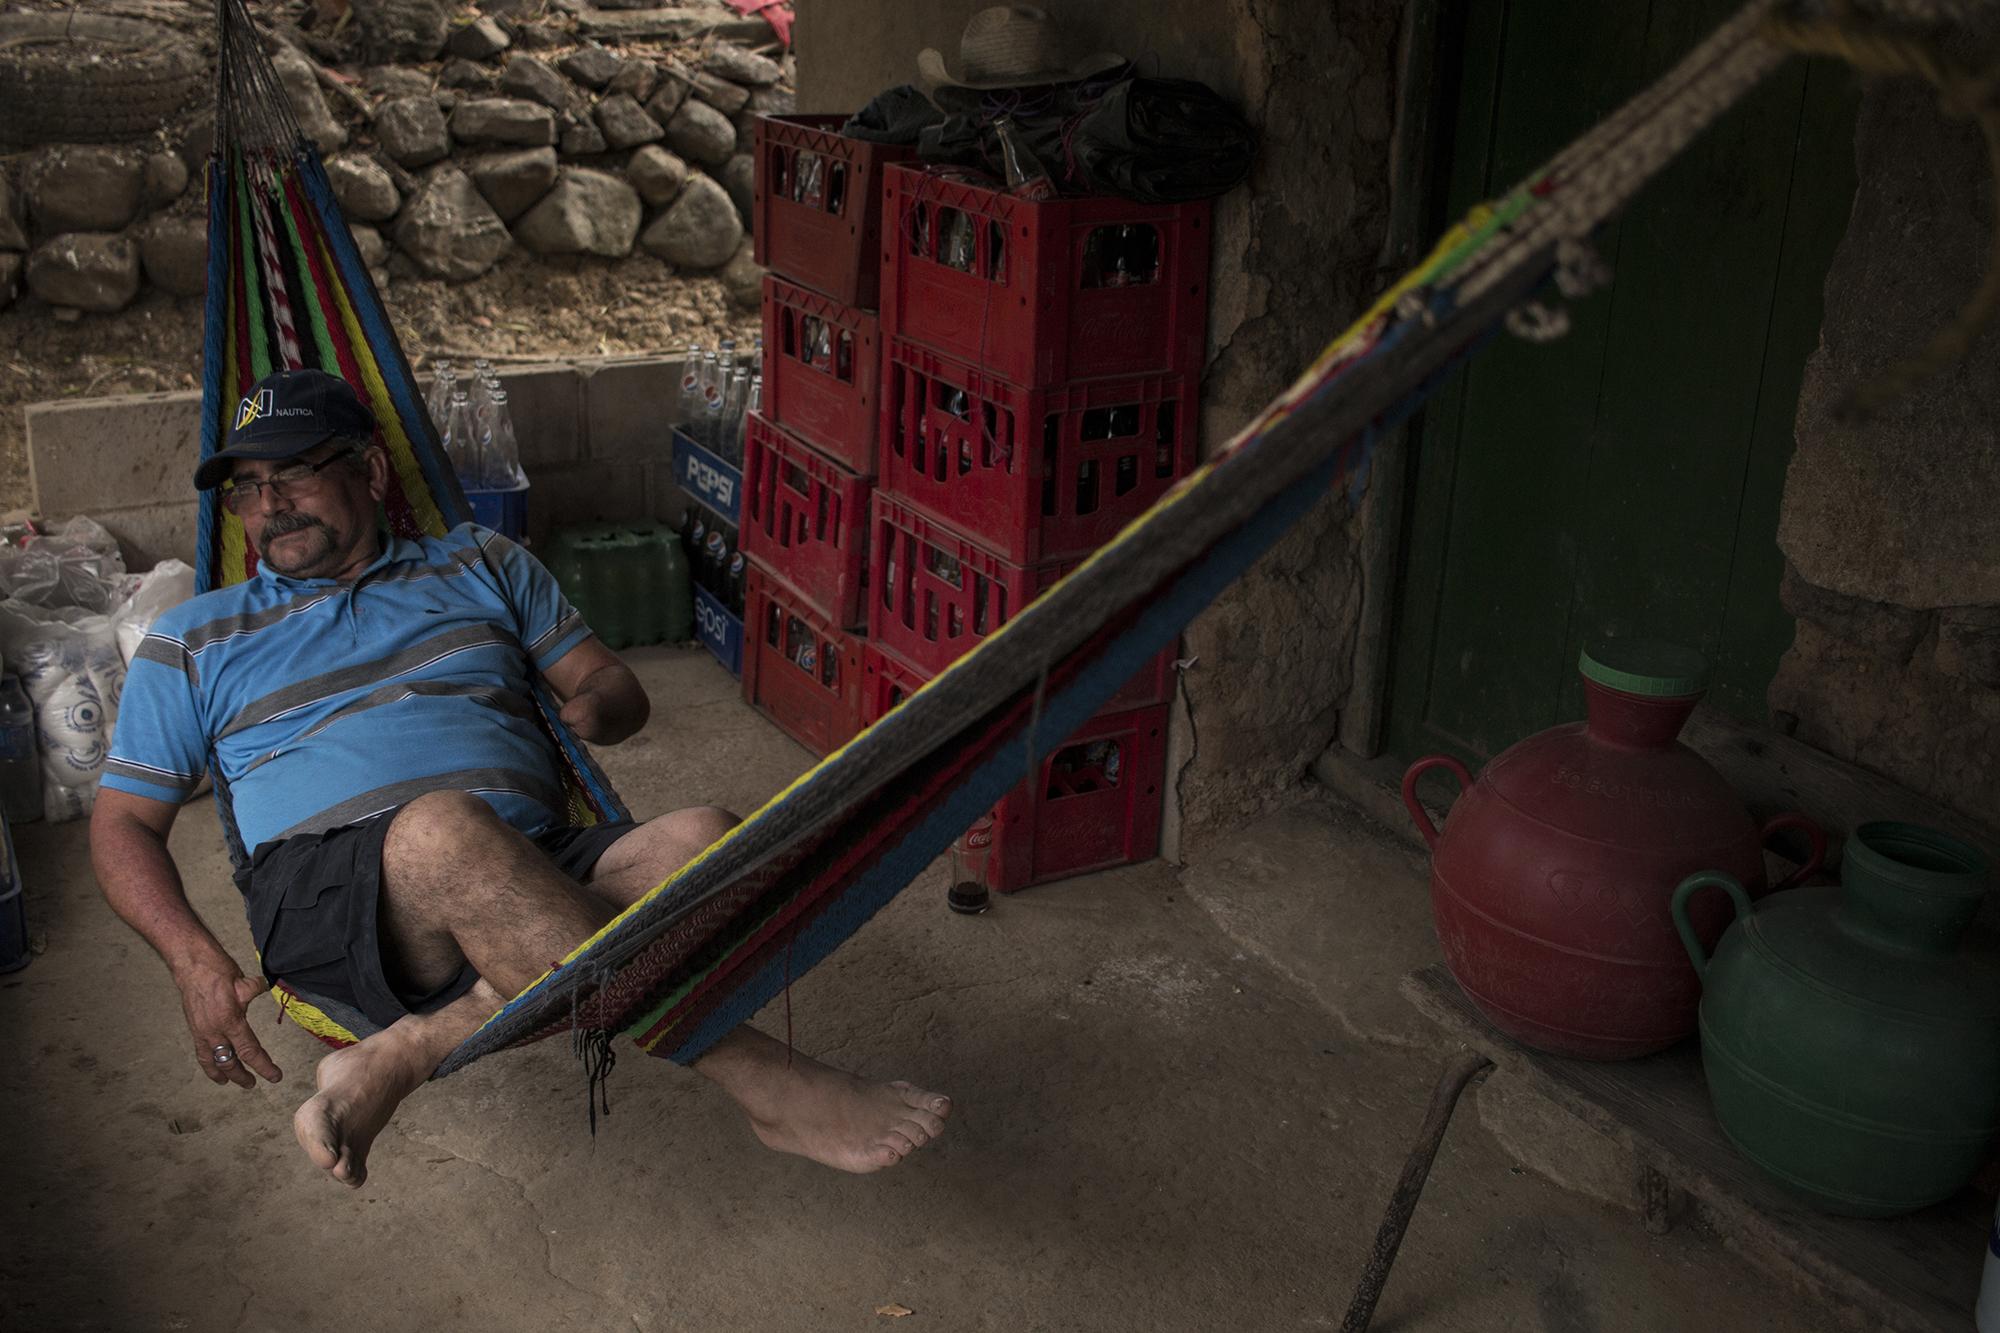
[1339,1048,1494,1333]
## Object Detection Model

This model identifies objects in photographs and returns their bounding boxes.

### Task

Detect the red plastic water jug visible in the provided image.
[1402,642,1824,1060]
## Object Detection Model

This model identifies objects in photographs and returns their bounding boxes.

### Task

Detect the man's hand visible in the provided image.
[177,963,283,1089]
[544,635,650,745]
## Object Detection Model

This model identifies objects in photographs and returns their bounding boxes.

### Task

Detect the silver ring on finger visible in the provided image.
[212,1044,237,1066]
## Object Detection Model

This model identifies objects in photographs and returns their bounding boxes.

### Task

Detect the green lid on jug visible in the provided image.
[1578,639,1710,698]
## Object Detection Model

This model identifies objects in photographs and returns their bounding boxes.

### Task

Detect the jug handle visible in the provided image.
[1671,871,1754,983]
[1401,755,1472,851]
[1760,812,1827,890]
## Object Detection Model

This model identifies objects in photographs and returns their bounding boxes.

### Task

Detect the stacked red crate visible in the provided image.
[863,162,1212,890]
[739,117,914,753]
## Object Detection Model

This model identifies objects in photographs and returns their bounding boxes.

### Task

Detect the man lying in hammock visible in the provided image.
[89,368,951,1188]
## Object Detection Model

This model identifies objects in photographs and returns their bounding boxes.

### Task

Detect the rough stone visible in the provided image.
[1778,565,1929,661]
[701,42,782,87]
[364,66,434,100]
[639,173,741,269]
[24,147,144,235]
[644,77,691,128]
[372,151,420,198]
[0,177,25,251]
[179,110,217,175]
[594,94,664,150]
[25,234,142,313]
[625,146,689,208]
[1780,83,2000,608]
[720,152,755,227]
[0,252,19,310]
[607,58,662,105]
[466,147,560,222]
[272,47,349,155]
[558,115,607,158]
[512,168,641,258]
[663,97,737,169]
[351,0,450,61]
[447,15,512,60]
[392,167,512,280]
[746,84,795,117]
[718,238,762,311]
[1937,606,2000,689]
[559,45,624,90]
[513,24,558,50]
[139,217,207,297]
[375,96,452,166]
[351,223,389,270]
[500,54,572,110]
[449,97,558,147]
[691,70,750,116]
[324,154,403,223]
[438,58,494,91]
[141,153,190,210]
[731,105,759,154]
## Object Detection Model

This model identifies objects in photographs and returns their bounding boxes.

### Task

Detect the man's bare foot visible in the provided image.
[291,1029,430,1187]
[696,1027,952,1174]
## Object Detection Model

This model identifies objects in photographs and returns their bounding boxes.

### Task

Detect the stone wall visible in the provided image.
[0,10,792,318]
[1770,80,2000,830]
[794,0,1402,847]
[25,354,692,567]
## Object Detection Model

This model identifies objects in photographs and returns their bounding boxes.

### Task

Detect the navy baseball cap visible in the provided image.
[195,368,377,490]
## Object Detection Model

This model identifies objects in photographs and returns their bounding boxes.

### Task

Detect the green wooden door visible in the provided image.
[1383,0,1859,767]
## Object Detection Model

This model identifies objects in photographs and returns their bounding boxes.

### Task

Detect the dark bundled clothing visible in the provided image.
[840,72,1257,203]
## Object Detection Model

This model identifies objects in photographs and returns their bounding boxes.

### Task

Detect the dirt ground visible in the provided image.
[0,646,1843,1332]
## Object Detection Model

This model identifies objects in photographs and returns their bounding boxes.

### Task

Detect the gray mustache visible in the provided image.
[261,512,325,539]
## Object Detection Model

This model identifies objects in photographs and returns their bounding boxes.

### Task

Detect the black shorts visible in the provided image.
[241,810,636,1030]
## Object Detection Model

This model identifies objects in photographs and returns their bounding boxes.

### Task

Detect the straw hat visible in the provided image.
[917,5,1123,93]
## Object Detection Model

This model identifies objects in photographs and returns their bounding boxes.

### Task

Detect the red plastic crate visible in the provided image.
[740,413,871,628]
[760,275,881,475]
[865,498,1175,707]
[879,163,1210,387]
[880,338,1196,565]
[742,564,866,757]
[983,703,1167,892]
[860,647,1166,892]
[753,115,917,308]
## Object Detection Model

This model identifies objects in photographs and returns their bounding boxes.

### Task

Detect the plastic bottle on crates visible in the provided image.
[703,528,730,609]
[483,388,525,489]
[442,389,482,486]
[708,348,732,452]
[425,361,455,427]
[722,367,752,464]
[685,510,709,593]
[677,342,704,431]
[724,549,746,618]
[0,674,41,825]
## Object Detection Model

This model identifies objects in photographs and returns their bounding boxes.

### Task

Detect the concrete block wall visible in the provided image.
[24,355,695,568]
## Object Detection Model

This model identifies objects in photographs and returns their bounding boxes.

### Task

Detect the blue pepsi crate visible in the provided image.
[467,481,530,541]
[693,582,743,677]
[671,428,743,526]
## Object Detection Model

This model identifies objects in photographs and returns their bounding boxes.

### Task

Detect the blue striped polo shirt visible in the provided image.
[103,524,592,857]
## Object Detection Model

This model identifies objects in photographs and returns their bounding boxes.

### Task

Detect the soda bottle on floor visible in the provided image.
[947,812,995,914]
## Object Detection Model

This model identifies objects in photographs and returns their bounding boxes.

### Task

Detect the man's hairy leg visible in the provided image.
[589,805,955,1174]
[293,790,613,1187]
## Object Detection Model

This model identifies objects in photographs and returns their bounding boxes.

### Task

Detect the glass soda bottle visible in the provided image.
[677,342,704,432]
[947,811,995,914]
[0,674,41,824]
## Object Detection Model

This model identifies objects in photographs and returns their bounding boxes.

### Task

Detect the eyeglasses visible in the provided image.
[221,448,357,515]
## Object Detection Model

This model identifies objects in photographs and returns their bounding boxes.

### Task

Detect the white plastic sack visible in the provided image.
[0,516,131,613]
[0,601,124,823]
[114,560,194,666]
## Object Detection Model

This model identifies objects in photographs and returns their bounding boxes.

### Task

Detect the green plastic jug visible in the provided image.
[1673,822,2000,1217]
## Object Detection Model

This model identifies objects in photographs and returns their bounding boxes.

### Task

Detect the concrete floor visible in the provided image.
[0,646,1835,1332]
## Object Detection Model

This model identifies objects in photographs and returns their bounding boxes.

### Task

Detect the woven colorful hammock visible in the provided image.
[196,0,1819,1076]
